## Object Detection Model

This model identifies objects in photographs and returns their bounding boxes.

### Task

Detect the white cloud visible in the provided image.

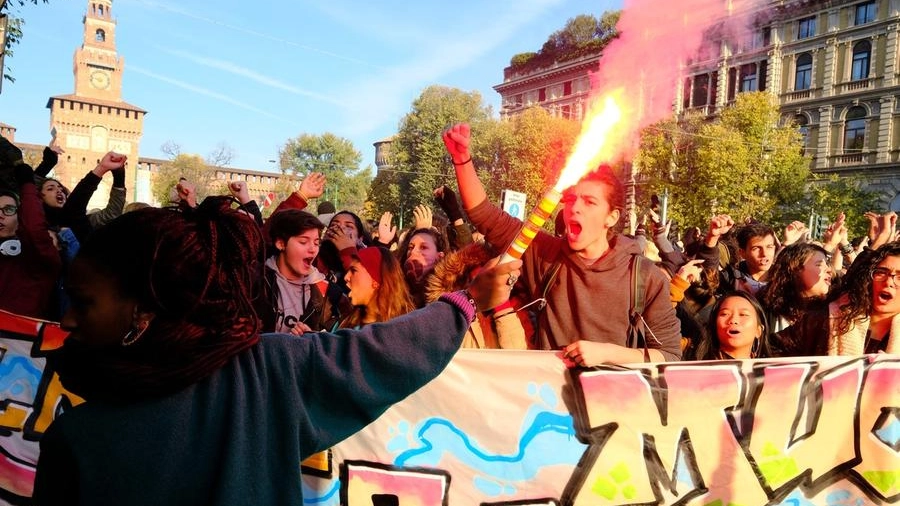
[157,47,350,108]
[129,64,297,125]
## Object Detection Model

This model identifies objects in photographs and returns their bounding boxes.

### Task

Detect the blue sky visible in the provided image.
[0,0,622,173]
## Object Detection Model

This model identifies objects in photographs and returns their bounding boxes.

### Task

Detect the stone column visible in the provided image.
[870,34,880,81]
[843,40,853,82]
[823,37,838,95]
[812,48,820,89]
[877,96,895,163]
[816,105,834,170]
[885,23,899,86]
[788,53,798,90]
[717,58,729,108]
[768,44,783,93]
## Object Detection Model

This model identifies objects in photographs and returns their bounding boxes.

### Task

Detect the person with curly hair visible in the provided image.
[774,242,900,356]
[425,241,530,349]
[757,242,832,334]
[398,226,449,308]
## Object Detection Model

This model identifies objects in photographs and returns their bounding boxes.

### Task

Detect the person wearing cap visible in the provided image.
[341,246,414,329]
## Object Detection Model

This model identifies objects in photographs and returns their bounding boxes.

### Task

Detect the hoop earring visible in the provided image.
[750,336,760,358]
[122,319,150,346]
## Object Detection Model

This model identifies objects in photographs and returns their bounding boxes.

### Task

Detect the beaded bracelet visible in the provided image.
[438,290,477,323]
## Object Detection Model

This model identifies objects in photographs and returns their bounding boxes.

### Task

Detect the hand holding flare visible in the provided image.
[443,96,623,265]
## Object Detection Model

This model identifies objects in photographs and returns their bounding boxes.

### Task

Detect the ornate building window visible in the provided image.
[795,53,812,90]
[740,63,758,92]
[854,1,877,25]
[843,106,867,153]
[851,40,871,80]
[692,74,710,106]
[95,29,106,42]
[798,16,816,39]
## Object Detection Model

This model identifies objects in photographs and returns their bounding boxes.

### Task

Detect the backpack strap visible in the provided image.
[627,255,652,362]
[531,249,563,350]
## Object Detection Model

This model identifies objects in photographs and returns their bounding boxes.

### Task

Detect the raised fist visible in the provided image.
[442,123,471,165]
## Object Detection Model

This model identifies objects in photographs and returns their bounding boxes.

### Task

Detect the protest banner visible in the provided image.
[0,310,897,505]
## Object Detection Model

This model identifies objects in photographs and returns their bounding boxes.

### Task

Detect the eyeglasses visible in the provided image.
[871,267,900,283]
[0,205,17,217]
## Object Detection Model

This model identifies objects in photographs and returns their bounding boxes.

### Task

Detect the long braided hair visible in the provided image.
[48,197,265,402]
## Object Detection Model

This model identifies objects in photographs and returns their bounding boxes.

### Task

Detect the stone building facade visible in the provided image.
[679,0,900,208]
[494,54,599,121]
[492,1,900,209]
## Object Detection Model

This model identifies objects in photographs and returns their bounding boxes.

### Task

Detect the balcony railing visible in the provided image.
[784,89,811,102]
[833,152,866,166]
[840,77,875,93]
[683,104,715,117]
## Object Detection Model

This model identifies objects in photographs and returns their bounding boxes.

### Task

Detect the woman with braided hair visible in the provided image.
[33,196,521,506]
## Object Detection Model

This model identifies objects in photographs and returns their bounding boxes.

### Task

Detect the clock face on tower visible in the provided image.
[90,70,110,90]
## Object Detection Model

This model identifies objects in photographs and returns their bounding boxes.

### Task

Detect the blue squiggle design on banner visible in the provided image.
[303,382,586,502]
[394,411,582,469]
[0,355,42,399]
[390,382,586,496]
[302,479,339,505]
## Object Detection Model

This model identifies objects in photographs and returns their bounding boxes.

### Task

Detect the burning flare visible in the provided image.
[500,94,623,264]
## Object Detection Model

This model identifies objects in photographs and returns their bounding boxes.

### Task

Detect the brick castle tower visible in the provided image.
[46,0,145,205]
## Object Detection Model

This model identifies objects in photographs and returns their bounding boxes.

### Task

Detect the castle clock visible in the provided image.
[90,69,110,90]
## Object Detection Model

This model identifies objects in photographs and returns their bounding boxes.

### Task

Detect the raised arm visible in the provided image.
[272,172,325,214]
[64,152,127,240]
[87,163,127,230]
[442,124,487,210]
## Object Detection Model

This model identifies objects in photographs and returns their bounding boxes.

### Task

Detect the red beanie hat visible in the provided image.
[355,247,383,285]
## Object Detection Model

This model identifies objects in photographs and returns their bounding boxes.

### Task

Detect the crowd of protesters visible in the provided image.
[3,126,900,363]
[1,121,898,503]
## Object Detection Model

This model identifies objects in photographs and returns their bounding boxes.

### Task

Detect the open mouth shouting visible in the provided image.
[566,220,583,243]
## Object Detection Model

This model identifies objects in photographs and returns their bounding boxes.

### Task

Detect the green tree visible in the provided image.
[151,153,222,205]
[378,85,491,224]
[638,92,810,229]
[804,175,881,240]
[475,106,579,215]
[279,132,371,213]
[510,11,620,70]
[150,141,238,205]
[2,0,50,85]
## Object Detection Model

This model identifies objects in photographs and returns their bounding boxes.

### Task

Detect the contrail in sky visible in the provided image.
[132,0,384,70]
